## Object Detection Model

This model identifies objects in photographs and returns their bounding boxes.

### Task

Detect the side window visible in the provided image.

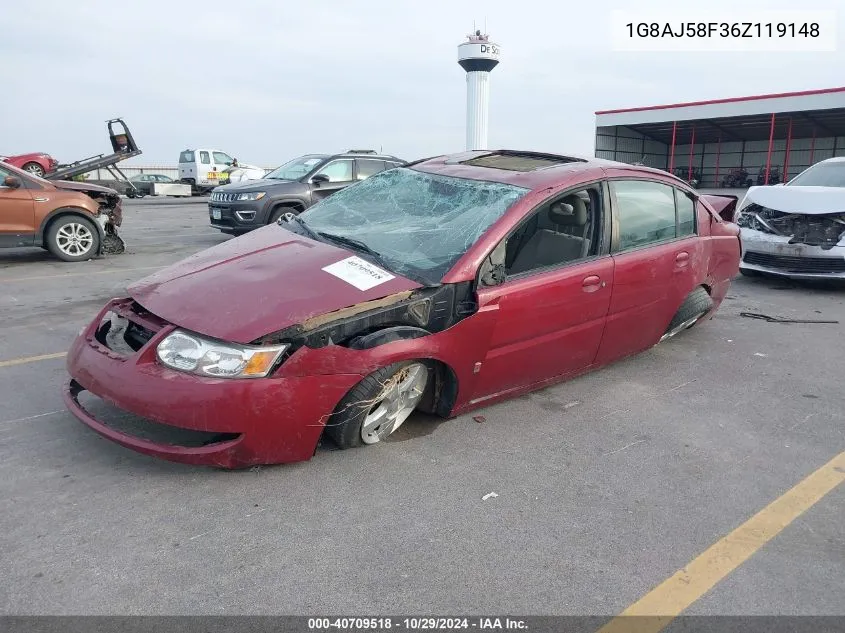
[314,159,353,183]
[179,151,194,163]
[200,151,211,165]
[213,152,233,166]
[480,186,603,284]
[0,166,11,184]
[611,180,677,251]
[356,159,385,181]
[676,189,696,237]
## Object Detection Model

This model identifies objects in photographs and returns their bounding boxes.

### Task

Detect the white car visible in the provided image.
[222,162,266,183]
[736,157,845,279]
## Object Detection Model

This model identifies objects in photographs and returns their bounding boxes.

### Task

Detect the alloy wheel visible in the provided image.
[360,363,428,444]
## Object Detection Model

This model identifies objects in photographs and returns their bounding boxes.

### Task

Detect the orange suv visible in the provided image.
[0,161,124,261]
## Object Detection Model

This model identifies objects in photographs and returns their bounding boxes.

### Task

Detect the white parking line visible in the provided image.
[0,410,64,428]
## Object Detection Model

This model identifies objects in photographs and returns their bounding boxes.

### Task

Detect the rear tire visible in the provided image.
[660,287,713,343]
[22,162,45,177]
[46,216,100,262]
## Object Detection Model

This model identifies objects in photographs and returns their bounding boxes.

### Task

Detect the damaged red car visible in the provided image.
[64,150,741,468]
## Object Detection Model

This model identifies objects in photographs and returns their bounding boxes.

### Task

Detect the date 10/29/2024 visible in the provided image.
[307,617,527,630]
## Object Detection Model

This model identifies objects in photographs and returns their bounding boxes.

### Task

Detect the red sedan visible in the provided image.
[1,152,58,177]
[64,150,741,468]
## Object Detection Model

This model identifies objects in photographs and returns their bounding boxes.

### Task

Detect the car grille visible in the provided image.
[743,251,845,274]
[211,192,238,202]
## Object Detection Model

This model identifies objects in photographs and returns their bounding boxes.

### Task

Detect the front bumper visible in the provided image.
[208,200,266,233]
[64,300,362,468]
[740,228,845,280]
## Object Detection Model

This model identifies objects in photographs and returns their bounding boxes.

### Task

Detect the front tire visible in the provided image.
[46,216,100,262]
[326,361,430,449]
[22,162,45,177]
[660,287,713,343]
[268,206,300,224]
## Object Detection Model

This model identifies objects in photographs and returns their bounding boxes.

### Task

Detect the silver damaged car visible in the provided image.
[737,157,845,279]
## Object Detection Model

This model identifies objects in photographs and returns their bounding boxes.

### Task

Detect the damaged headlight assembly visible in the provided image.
[156,329,288,379]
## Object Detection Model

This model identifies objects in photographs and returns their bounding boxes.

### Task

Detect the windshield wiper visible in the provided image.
[281,214,320,240]
[317,232,391,269]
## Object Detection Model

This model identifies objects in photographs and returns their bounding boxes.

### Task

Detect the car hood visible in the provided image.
[53,179,120,196]
[742,185,845,215]
[214,178,291,192]
[127,225,422,344]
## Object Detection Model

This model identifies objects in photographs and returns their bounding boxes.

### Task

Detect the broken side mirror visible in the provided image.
[3,176,21,189]
[311,174,330,185]
[479,241,507,287]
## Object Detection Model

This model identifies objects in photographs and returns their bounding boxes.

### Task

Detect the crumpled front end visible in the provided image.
[64,298,363,468]
[738,203,845,279]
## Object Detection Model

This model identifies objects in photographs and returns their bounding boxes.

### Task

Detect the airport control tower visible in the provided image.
[457,29,500,151]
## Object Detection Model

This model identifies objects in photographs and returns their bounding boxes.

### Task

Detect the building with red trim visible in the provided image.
[594,87,845,188]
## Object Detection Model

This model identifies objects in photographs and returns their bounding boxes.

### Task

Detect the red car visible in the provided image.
[0,152,58,178]
[64,150,741,469]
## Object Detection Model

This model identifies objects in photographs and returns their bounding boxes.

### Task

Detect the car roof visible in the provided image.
[408,149,675,191]
[328,150,405,162]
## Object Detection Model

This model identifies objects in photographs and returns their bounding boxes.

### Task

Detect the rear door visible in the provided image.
[354,158,386,181]
[178,150,195,181]
[0,166,36,246]
[594,178,702,364]
[309,159,355,202]
[469,182,614,402]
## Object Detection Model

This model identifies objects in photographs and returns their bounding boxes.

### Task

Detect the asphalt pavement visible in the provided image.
[1,198,843,617]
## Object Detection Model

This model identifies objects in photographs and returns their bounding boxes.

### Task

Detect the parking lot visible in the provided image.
[1,197,844,618]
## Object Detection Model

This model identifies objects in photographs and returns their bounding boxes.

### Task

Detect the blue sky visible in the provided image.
[2,0,843,166]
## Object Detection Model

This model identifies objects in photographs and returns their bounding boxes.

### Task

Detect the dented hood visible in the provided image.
[52,180,120,196]
[128,225,422,344]
[742,185,845,215]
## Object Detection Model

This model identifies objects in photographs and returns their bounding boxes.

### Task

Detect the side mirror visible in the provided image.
[479,241,507,287]
[311,173,330,184]
[3,176,21,189]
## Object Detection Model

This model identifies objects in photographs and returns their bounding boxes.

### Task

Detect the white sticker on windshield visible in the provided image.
[322,256,395,291]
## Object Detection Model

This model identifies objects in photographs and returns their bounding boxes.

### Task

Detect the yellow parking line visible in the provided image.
[0,265,164,283]
[0,352,67,368]
[597,450,845,633]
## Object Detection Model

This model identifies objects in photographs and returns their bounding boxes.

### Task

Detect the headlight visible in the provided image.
[156,329,288,379]
[235,192,265,201]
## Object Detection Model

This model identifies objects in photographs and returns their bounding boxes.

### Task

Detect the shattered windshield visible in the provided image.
[265,155,327,181]
[297,167,529,284]
[789,162,845,187]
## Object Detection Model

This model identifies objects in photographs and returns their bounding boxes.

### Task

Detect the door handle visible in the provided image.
[675,251,690,263]
[582,275,605,293]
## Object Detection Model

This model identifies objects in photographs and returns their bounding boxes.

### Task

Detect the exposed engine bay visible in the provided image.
[738,204,845,250]
[58,182,126,255]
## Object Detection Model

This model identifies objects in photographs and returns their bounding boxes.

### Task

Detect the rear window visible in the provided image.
[179,151,194,163]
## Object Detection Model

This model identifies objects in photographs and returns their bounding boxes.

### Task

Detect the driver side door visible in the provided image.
[309,159,355,203]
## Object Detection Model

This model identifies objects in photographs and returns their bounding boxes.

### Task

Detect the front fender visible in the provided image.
[275,309,501,415]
